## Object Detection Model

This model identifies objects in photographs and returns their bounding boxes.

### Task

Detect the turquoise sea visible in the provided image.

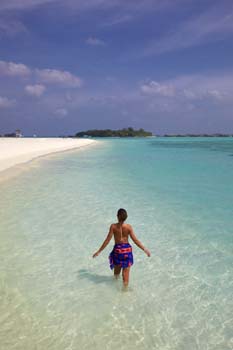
[0,137,232,350]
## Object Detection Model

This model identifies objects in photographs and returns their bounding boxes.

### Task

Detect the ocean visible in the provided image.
[0,137,232,350]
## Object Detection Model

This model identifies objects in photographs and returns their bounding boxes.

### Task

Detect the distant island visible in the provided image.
[75,127,153,138]
[162,134,233,137]
[1,129,23,137]
[1,129,232,138]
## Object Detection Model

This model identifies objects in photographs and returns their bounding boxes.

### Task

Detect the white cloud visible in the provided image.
[141,81,176,97]
[36,68,82,87]
[102,14,133,26]
[138,71,233,115]
[0,60,31,77]
[0,0,56,12]
[0,0,187,25]
[206,90,224,100]
[143,4,233,56]
[25,84,46,97]
[55,108,68,117]
[0,0,119,12]
[0,96,15,108]
[183,89,196,99]
[0,18,27,36]
[0,60,83,88]
[86,37,105,46]
[169,72,233,101]
[0,0,157,12]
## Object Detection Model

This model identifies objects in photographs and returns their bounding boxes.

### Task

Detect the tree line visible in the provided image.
[75,127,152,137]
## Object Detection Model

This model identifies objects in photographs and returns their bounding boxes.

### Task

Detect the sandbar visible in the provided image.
[0,137,96,173]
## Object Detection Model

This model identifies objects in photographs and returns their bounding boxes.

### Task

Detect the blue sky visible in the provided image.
[0,0,233,135]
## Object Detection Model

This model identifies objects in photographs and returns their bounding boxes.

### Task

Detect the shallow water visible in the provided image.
[0,138,233,349]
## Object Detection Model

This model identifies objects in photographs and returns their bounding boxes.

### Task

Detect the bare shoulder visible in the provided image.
[125,223,133,231]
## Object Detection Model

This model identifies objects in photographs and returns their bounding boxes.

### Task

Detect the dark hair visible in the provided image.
[117,208,128,222]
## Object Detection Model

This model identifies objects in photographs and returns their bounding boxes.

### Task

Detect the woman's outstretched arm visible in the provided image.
[92,224,114,258]
[129,226,151,257]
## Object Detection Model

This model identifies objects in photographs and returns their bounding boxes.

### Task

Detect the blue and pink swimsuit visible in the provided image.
[109,243,134,270]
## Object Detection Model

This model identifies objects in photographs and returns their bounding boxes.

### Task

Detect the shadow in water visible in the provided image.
[77,269,115,284]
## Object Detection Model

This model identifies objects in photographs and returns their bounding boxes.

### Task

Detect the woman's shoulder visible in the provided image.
[111,222,132,230]
[124,223,132,230]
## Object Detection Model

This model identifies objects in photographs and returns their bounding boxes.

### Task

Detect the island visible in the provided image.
[75,127,153,138]
[162,134,233,137]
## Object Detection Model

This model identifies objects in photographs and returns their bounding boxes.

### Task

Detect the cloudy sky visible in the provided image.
[0,0,233,135]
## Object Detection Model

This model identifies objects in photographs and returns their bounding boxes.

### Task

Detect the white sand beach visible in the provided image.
[0,137,96,173]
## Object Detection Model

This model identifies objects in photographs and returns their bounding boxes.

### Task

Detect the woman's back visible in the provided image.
[112,223,131,244]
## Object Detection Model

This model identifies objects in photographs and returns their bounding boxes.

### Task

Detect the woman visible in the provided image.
[93,208,150,288]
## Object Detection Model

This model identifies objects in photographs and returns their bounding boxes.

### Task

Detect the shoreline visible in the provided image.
[0,137,98,181]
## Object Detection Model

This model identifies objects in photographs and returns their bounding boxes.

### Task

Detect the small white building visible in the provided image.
[15,129,23,137]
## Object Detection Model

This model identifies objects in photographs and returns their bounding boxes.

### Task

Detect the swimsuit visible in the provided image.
[109,243,134,270]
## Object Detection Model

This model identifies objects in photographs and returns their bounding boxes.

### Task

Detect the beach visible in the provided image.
[0,137,232,349]
[0,137,96,173]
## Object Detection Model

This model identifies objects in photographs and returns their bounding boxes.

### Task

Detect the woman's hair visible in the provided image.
[117,208,128,222]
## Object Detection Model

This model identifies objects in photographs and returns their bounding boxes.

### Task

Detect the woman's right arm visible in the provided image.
[92,224,114,258]
[129,226,151,257]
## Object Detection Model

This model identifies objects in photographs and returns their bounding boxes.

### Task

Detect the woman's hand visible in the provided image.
[92,251,100,258]
[144,248,151,257]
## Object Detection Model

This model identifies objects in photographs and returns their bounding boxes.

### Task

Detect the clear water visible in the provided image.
[0,138,233,350]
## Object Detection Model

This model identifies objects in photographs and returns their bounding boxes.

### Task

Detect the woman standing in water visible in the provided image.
[93,208,150,288]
